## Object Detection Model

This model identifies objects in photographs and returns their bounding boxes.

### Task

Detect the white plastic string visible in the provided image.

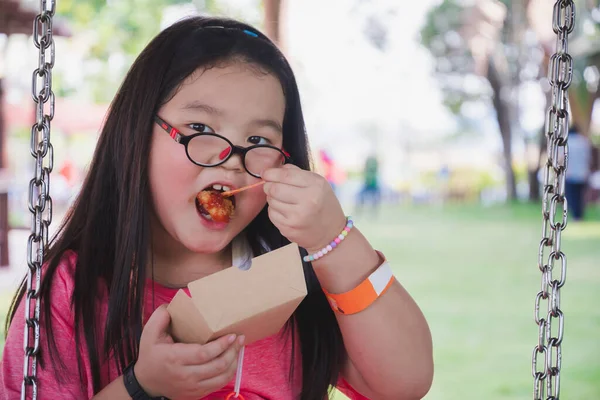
[233,345,245,397]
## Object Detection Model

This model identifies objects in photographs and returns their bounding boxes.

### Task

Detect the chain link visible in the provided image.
[22,1,56,399]
[533,1,574,399]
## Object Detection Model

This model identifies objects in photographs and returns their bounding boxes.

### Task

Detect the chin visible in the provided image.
[184,233,233,254]
[178,206,262,253]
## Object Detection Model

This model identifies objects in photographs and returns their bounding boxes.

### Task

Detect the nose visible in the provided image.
[219,146,245,173]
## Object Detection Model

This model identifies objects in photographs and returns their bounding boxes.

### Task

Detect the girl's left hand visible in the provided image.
[262,164,347,253]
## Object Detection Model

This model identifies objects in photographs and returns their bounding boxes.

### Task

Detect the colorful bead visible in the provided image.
[303,217,354,263]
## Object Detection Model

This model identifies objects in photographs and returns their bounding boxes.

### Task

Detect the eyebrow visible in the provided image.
[251,119,283,134]
[181,101,283,134]
[180,101,223,115]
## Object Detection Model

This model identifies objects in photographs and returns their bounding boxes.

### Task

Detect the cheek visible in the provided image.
[149,136,198,213]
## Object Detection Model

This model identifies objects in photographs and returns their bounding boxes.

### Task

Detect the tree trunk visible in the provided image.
[527,126,546,203]
[569,53,600,136]
[529,85,553,202]
[527,129,543,202]
[528,169,540,201]
[263,0,282,47]
[487,57,518,201]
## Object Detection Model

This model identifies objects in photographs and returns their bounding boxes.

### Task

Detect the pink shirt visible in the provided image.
[1,251,367,399]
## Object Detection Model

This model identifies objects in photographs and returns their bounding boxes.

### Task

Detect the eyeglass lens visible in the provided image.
[186,135,285,176]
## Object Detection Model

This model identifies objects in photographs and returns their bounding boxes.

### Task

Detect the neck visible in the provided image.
[149,246,232,289]
[148,223,232,289]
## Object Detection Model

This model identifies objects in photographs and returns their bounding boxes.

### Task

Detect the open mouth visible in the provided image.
[195,184,236,223]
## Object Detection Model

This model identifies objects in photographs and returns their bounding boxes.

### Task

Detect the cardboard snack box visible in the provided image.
[167,243,307,346]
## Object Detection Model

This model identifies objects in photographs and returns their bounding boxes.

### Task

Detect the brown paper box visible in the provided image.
[167,243,307,346]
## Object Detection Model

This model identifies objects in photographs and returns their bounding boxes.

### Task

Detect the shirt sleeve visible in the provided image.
[0,251,94,400]
[336,377,371,400]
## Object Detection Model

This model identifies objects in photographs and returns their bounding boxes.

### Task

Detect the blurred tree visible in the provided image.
[55,0,221,102]
[420,0,532,201]
[263,0,282,46]
[421,0,600,202]
[568,0,600,134]
[349,0,395,52]
[526,0,600,198]
[527,0,600,136]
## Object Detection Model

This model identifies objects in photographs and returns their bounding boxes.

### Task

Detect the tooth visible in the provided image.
[212,184,222,191]
[204,213,212,220]
[222,185,231,192]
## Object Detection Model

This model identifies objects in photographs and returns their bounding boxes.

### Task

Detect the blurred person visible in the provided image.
[437,162,450,205]
[59,158,77,188]
[565,125,592,221]
[584,145,600,204]
[356,154,381,215]
[318,148,337,193]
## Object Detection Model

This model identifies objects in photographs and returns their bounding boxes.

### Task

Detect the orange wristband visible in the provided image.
[322,251,394,315]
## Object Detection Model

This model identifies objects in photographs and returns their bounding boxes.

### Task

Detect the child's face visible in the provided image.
[149,62,285,254]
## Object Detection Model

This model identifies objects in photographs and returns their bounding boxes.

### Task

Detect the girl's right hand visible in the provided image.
[134,304,245,400]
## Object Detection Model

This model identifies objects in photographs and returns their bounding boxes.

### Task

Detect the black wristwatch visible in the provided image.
[123,362,168,400]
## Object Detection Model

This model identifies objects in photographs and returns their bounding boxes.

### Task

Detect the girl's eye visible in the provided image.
[189,123,214,133]
[248,136,271,145]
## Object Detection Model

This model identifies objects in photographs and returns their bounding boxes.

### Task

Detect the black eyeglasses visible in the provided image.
[155,115,291,178]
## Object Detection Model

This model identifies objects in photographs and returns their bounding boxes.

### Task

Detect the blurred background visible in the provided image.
[1,0,599,398]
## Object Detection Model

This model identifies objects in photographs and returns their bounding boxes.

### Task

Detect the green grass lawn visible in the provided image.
[353,202,600,399]
[2,202,599,399]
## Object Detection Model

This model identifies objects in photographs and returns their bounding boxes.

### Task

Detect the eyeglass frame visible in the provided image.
[154,115,292,178]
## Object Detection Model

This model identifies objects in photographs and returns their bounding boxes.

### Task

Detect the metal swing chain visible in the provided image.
[532,1,574,399]
[22,0,56,399]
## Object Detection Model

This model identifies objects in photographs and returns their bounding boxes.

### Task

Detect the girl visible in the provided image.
[1,16,433,400]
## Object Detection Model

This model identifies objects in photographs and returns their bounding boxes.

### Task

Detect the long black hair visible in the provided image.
[7,16,345,400]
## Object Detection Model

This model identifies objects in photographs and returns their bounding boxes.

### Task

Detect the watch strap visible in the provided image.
[123,362,168,400]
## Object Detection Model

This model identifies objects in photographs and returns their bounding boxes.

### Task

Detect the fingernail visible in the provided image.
[228,334,236,343]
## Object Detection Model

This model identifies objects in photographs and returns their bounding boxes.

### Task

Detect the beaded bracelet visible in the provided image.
[303,217,354,262]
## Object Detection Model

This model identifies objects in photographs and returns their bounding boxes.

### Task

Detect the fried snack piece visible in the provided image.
[197,190,234,223]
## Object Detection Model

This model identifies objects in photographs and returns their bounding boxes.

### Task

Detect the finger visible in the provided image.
[267,204,290,227]
[144,304,172,342]
[262,166,312,187]
[282,163,301,170]
[177,334,237,365]
[263,182,301,204]
[188,336,245,382]
[260,163,300,175]
[192,360,239,395]
[266,196,296,214]
[190,342,239,392]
